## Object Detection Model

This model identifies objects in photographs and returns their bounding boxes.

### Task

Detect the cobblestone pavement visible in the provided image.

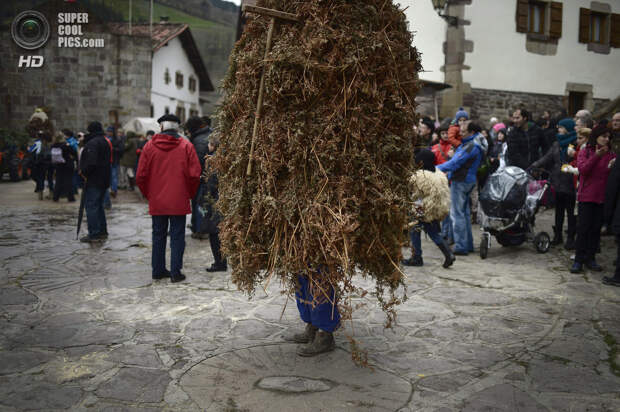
[1,181,619,411]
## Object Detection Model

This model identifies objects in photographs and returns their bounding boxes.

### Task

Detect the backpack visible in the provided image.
[51,146,65,164]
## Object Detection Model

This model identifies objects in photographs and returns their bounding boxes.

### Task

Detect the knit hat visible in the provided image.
[591,123,610,140]
[87,121,103,134]
[455,107,469,121]
[415,148,436,172]
[558,118,576,133]
[492,122,506,133]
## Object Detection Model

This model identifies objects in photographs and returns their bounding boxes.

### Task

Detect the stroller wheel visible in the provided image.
[480,233,490,259]
[534,232,551,253]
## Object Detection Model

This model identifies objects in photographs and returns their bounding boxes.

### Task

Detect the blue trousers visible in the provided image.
[110,164,119,192]
[440,214,453,243]
[85,186,107,237]
[410,221,443,258]
[295,274,340,332]
[152,215,186,276]
[451,180,475,253]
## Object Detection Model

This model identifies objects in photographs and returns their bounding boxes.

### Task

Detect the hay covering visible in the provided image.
[409,170,451,223]
[215,0,421,328]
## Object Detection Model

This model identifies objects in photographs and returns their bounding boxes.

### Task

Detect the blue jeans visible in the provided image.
[451,180,476,253]
[152,215,186,276]
[110,164,119,192]
[296,274,340,332]
[410,221,443,259]
[440,214,453,243]
[85,186,107,237]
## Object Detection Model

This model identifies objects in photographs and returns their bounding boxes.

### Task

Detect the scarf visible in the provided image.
[557,131,576,163]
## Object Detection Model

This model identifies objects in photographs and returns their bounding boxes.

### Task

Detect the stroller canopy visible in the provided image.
[479,166,530,220]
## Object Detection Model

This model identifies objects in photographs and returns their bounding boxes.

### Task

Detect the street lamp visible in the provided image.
[431,0,459,26]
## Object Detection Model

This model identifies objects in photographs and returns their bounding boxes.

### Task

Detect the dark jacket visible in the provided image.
[530,141,575,195]
[201,149,221,234]
[191,126,211,171]
[506,123,544,170]
[604,157,620,233]
[120,137,138,168]
[80,132,112,189]
[109,134,124,165]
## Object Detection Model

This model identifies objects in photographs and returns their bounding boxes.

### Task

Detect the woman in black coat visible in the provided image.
[202,136,226,272]
[603,157,620,286]
[51,132,77,202]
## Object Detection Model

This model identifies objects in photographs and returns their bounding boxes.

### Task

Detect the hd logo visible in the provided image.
[18,55,44,68]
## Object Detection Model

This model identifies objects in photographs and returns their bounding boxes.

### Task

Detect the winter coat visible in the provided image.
[136,131,201,215]
[409,169,450,223]
[80,132,111,189]
[109,135,123,165]
[446,125,463,148]
[611,129,620,155]
[437,134,482,184]
[577,145,616,204]
[431,140,452,165]
[530,141,575,195]
[506,123,544,170]
[604,158,620,234]
[191,126,211,171]
[120,137,138,168]
[201,150,221,234]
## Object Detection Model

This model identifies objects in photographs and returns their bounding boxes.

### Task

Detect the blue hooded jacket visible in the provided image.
[437,133,483,184]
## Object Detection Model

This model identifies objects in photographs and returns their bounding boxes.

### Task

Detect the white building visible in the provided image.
[403,0,620,123]
[110,22,214,123]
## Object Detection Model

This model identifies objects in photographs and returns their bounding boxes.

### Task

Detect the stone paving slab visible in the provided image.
[0,181,620,411]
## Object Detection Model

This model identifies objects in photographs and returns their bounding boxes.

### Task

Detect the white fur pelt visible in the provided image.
[409,169,451,223]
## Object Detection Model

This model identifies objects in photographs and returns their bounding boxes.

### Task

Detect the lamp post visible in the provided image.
[431,0,459,26]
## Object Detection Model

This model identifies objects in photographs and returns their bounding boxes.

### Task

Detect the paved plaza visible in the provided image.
[0,180,619,411]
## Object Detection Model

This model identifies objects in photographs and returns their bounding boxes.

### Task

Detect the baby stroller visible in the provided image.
[477,166,551,259]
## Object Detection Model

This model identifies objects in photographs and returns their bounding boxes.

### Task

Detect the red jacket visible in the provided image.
[136,132,201,215]
[577,145,616,204]
[446,125,463,148]
[431,140,453,165]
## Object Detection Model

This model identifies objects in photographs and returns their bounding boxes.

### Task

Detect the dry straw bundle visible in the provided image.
[215,0,421,332]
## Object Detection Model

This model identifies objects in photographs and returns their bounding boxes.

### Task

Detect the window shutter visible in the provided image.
[579,8,591,43]
[611,13,620,48]
[549,2,562,38]
[516,0,529,33]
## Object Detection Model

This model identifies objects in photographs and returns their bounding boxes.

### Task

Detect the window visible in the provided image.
[528,1,545,34]
[150,104,154,117]
[175,71,184,88]
[164,68,170,85]
[590,12,608,44]
[568,92,586,117]
[175,106,186,123]
[164,106,170,115]
[188,76,197,93]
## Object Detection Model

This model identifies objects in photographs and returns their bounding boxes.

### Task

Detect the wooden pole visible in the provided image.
[246,17,275,176]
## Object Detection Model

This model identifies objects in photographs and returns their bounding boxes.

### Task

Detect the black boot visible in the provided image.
[551,226,563,246]
[438,241,455,268]
[401,256,423,266]
[564,235,575,250]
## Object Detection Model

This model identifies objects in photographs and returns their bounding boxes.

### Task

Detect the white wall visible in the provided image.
[402,0,447,83]
[151,36,201,119]
[464,0,620,99]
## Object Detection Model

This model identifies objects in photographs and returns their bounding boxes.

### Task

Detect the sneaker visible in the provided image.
[570,262,583,274]
[585,261,603,272]
[152,269,171,280]
[602,276,620,287]
[170,273,186,283]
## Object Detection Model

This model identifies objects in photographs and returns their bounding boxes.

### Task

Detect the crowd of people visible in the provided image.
[27,114,225,284]
[407,108,620,288]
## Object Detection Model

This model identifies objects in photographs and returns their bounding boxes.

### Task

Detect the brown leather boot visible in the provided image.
[297,330,335,357]
[284,323,317,344]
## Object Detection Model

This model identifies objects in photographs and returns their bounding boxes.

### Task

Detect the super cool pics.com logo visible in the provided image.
[12,10,105,68]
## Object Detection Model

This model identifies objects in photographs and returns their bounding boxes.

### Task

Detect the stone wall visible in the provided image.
[0,30,152,134]
[461,87,610,126]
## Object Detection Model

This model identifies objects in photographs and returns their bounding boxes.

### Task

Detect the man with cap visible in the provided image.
[79,121,112,242]
[137,114,202,282]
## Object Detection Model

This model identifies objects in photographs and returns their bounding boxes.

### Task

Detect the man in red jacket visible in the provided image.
[137,114,201,283]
